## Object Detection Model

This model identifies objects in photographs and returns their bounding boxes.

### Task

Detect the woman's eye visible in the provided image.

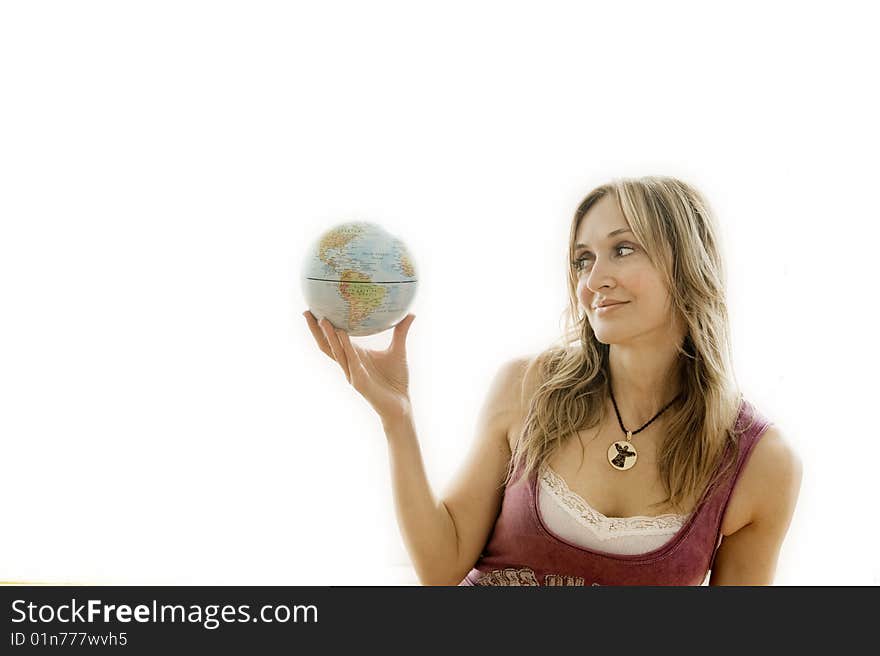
[572,256,590,271]
[572,245,635,272]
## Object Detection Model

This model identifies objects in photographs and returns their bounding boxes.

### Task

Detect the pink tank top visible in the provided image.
[459,397,771,586]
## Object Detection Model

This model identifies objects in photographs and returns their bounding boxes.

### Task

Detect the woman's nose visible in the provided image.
[584,257,615,292]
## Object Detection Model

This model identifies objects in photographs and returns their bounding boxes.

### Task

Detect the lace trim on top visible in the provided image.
[539,462,691,539]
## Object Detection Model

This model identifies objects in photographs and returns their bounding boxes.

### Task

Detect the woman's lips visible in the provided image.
[594,301,628,315]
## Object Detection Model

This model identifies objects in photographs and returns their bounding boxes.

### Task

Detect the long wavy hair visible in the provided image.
[503,176,756,514]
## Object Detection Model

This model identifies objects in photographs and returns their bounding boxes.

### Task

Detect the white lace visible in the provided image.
[539,463,690,539]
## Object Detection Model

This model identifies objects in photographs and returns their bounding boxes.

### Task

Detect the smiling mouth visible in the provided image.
[593,302,628,313]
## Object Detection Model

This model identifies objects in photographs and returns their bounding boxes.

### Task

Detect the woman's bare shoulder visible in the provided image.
[495,350,560,450]
[496,353,543,402]
[727,424,803,533]
[500,346,579,404]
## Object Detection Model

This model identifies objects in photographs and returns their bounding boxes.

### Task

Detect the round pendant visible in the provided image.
[607,440,638,471]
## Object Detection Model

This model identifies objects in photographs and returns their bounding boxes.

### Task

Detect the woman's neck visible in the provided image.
[607,343,683,426]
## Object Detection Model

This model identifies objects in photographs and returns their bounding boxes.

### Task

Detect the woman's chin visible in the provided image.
[590,328,627,346]
[590,330,614,345]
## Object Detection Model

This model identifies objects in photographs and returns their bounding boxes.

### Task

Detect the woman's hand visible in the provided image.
[303,310,416,422]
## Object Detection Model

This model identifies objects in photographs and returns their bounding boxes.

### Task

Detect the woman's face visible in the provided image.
[573,194,679,346]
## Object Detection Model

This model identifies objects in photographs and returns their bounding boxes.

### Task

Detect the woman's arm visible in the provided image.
[708,426,803,585]
[382,409,460,585]
[384,358,527,585]
[304,310,525,586]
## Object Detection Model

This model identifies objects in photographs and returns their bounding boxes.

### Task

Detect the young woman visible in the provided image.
[304,176,802,586]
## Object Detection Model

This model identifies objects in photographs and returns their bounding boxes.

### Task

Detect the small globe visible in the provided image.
[301,221,418,336]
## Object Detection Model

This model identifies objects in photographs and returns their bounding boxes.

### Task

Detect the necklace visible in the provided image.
[606,386,681,471]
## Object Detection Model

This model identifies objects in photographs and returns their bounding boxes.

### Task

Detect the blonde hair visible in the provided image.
[504,176,755,513]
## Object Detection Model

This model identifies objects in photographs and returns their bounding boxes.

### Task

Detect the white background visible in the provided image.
[1,1,877,585]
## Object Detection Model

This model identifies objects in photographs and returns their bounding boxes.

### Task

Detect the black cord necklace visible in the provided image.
[607,386,681,471]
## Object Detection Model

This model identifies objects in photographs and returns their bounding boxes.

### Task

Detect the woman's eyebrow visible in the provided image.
[575,228,632,250]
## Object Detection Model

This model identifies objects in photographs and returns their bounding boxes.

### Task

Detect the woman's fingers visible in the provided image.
[303,310,333,359]
[319,318,351,383]
[390,314,415,355]
[337,329,364,380]
[303,310,359,386]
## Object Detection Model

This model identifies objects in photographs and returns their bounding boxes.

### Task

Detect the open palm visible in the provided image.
[304,310,416,420]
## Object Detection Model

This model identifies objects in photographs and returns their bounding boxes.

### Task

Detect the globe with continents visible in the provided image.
[301,221,418,336]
